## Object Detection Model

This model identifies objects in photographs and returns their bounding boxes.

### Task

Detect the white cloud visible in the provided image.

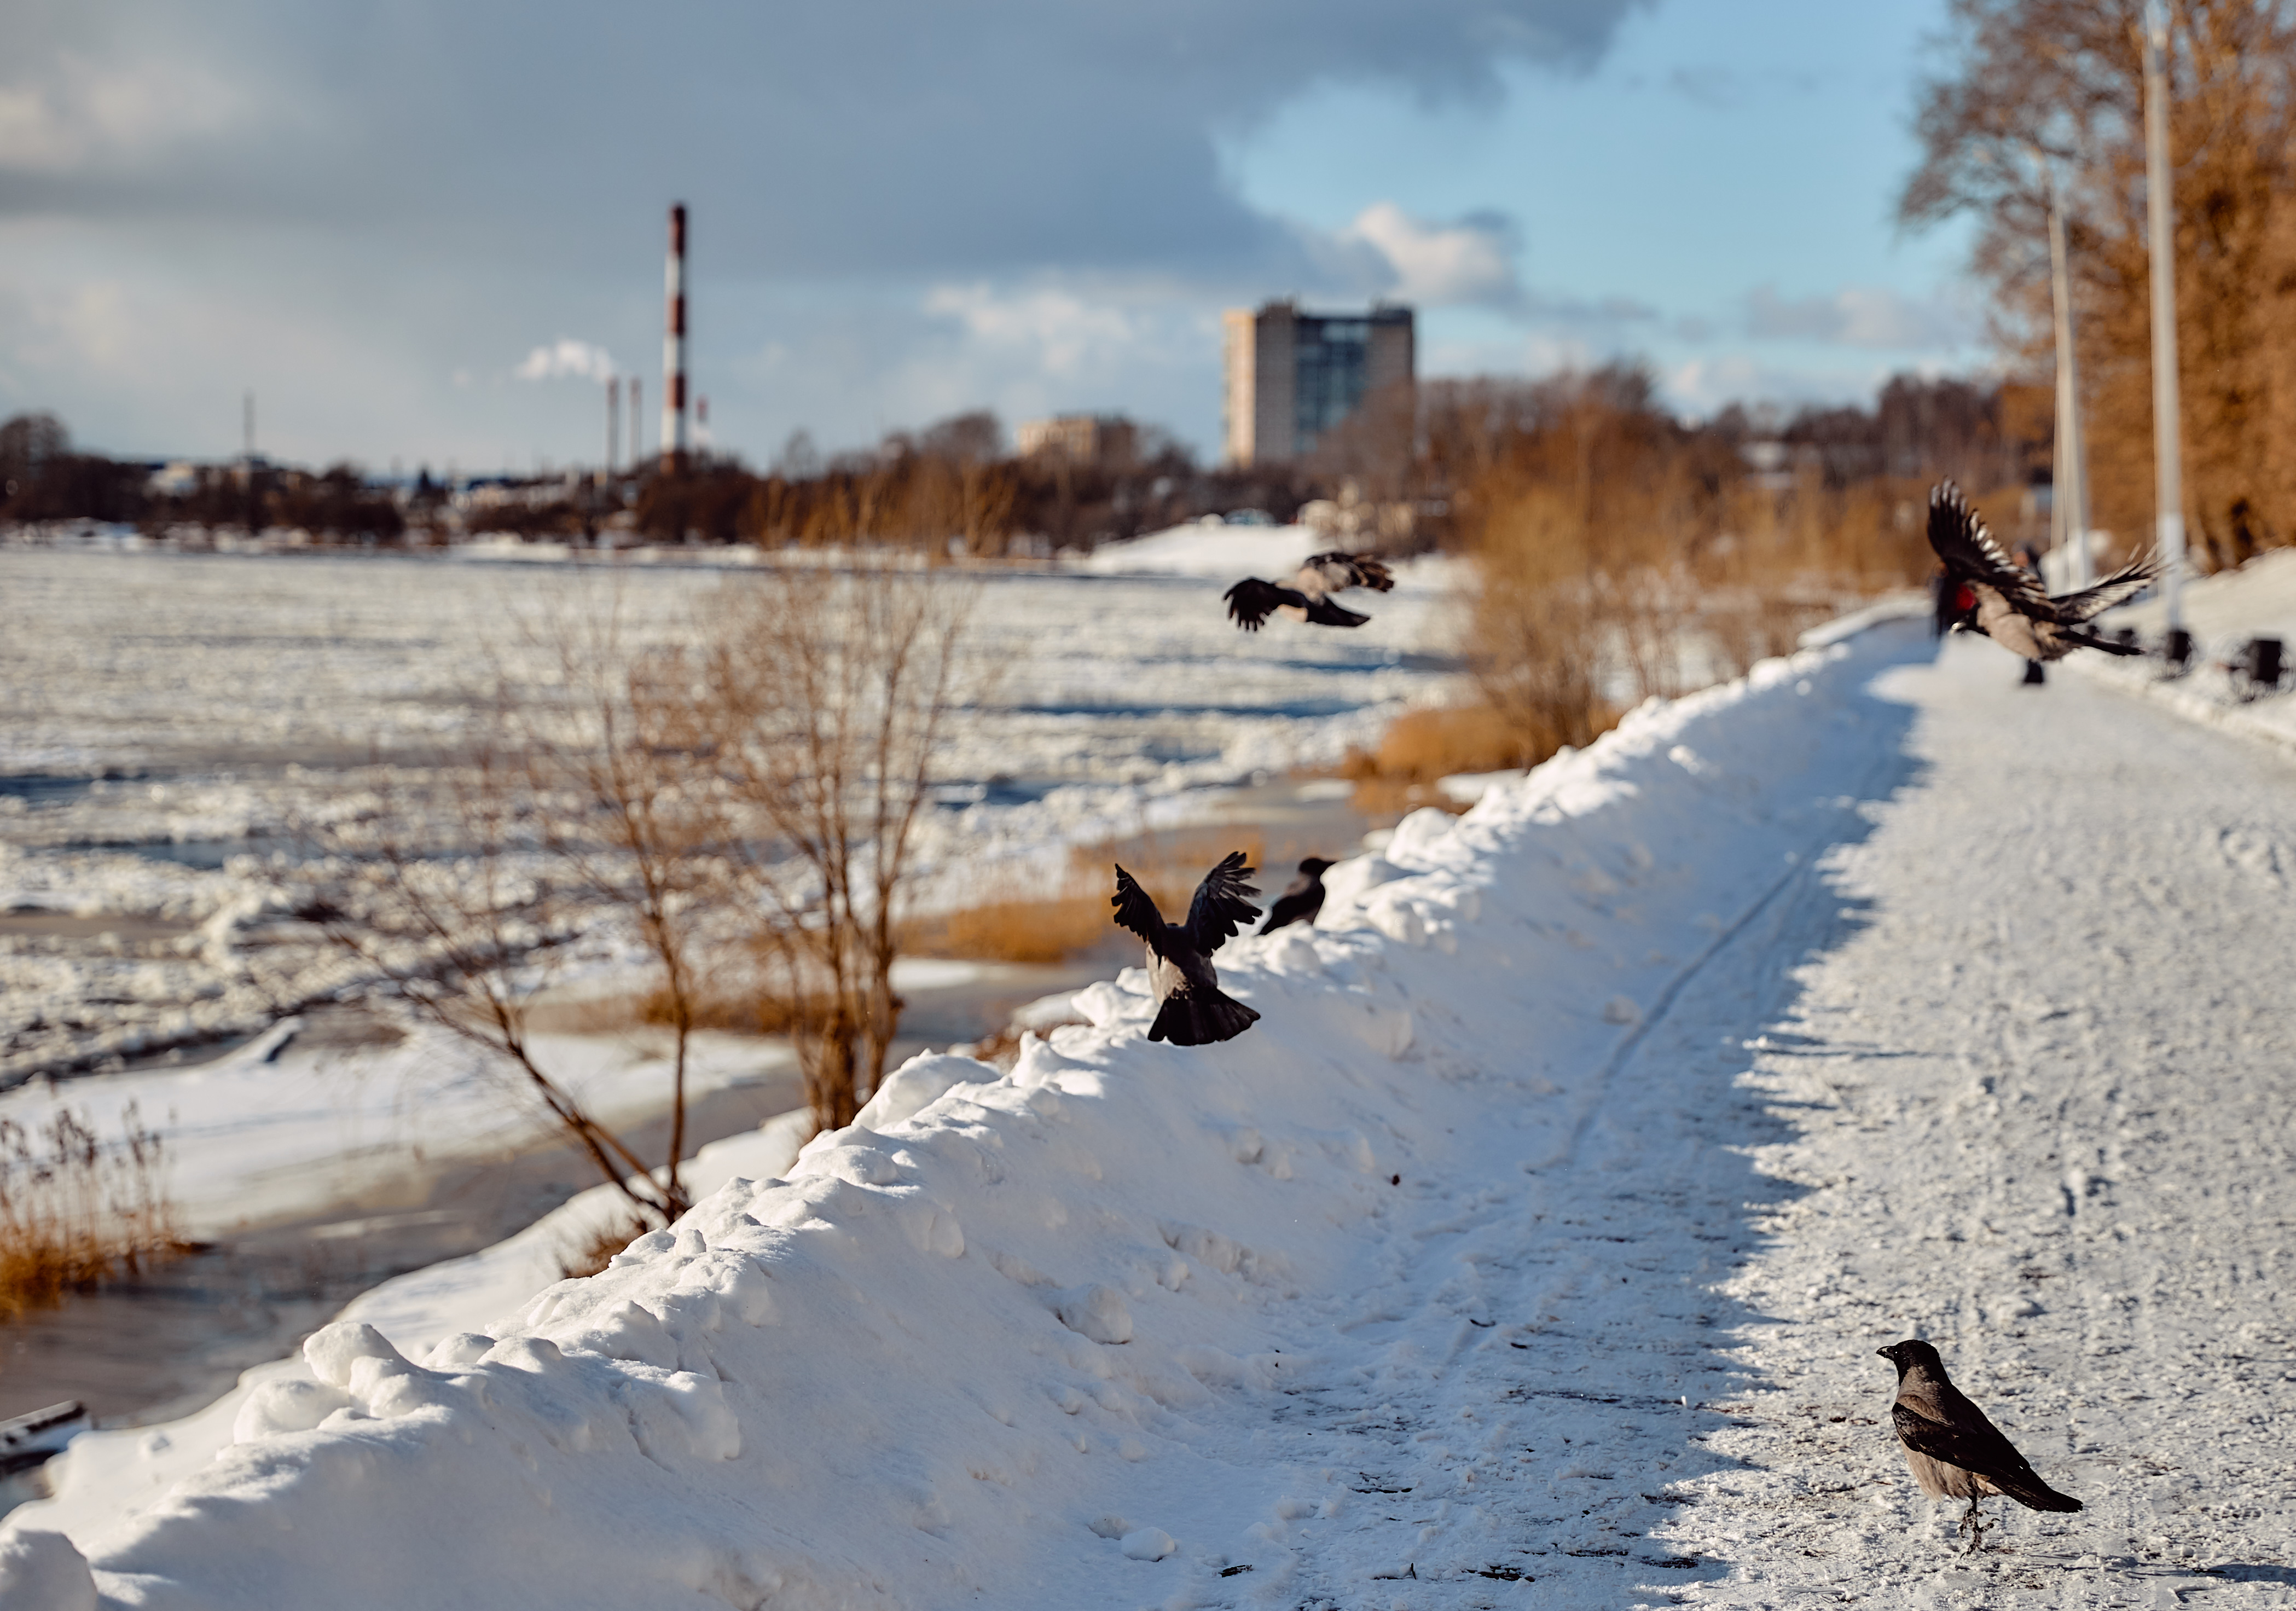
[1743,284,1976,351]
[920,283,1151,380]
[514,338,617,382]
[1662,354,1885,418]
[1322,202,1524,309]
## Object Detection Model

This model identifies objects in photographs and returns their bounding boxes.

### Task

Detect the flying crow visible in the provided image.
[1257,856,1333,935]
[1928,482,2156,663]
[1878,1339,2080,1553]
[1110,851,1262,1045]
[1225,552,1395,631]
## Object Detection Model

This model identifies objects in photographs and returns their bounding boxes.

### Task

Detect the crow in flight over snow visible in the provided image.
[1927,482,2156,663]
[1225,552,1395,631]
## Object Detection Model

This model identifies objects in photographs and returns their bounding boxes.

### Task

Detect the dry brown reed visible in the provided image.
[0,1102,181,1322]
[902,827,1268,966]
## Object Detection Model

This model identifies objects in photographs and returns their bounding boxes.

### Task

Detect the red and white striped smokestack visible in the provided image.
[661,202,688,472]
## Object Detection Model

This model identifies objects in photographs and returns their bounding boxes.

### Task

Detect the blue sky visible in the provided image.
[0,0,1983,471]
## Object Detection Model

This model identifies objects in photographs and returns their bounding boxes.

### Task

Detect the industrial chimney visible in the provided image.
[661,202,688,474]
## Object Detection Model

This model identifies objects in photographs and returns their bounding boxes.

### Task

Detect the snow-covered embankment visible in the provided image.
[1,613,1932,1609]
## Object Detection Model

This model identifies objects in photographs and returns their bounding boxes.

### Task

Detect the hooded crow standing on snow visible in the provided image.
[1877,1339,2081,1553]
[1257,856,1333,934]
[1225,552,1395,631]
[1927,482,2157,664]
[1110,851,1262,1045]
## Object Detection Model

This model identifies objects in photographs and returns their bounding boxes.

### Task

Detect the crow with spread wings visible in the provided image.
[1928,481,2156,663]
[1109,851,1262,1045]
[1224,551,1395,631]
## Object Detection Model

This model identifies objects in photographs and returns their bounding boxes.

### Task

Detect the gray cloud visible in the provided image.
[1,0,1653,283]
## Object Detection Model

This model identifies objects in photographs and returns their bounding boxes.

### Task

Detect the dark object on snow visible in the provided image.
[1225,551,1395,631]
[2115,625,2140,652]
[0,1400,89,1479]
[2021,660,2046,686]
[1258,857,1334,934]
[2240,636,2284,697]
[1110,851,1263,1045]
[1878,1340,2080,1554]
[2164,627,2195,674]
[1928,483,2156,664]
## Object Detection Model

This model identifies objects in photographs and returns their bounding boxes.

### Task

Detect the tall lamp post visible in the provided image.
[2143,4,2188,658]
[2046,182,2092,590]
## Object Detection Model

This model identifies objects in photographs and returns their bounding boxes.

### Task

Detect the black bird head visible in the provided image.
[1877,1338,1944,1378]
[1298,857,1335,876]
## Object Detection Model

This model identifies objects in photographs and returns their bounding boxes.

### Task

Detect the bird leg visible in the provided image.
[1961,1495,1987,1555]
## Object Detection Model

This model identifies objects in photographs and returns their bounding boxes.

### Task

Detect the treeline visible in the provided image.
[1906,0,2296,570]
[1,412,406,538]
[629,412,1314,552]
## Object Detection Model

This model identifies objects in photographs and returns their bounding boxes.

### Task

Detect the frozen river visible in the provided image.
[0,536,1464,1088]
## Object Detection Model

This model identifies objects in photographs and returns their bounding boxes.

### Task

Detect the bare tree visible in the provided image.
[303,594,725,1231]
[683,558,977,1132]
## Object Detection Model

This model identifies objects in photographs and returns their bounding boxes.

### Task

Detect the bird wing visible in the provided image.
[1928,483,2052,618]
[1298,552,1395,593]
[1225,577,1304,631]
[2049,556,2160,623]
[1184,850,1262,956]
[1110,864,1169,957]
[1891,1402,2078,1511]
[1302,595,1371,628]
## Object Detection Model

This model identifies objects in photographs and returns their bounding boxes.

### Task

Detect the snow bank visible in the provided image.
[2,617,1931,1609]
[1072,521,1322,577]
[2075,546,2296,753]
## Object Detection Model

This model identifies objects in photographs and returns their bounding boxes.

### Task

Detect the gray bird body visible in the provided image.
[1927,482,2156,664]
[1225,552,1395,631]
[1878,1340,2079,1550]
[1111,852,1262,1045]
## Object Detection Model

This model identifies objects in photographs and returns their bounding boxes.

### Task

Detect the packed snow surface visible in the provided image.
[11,614,2296,1607]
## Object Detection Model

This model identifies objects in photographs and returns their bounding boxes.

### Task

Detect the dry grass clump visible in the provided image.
[903,829,1267,966]
[1337,704,1546,816]
[0,1102,182,1322]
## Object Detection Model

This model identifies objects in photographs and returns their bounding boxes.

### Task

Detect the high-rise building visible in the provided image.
[1222,300,1413,466]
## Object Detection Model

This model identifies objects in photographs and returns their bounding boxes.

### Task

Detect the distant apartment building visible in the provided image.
[1222,300,1413,466]
[1015,413,1138,467]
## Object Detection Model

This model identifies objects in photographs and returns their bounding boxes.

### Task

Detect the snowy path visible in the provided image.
[1185,635,2296,1607]
[21,621,2296,1611]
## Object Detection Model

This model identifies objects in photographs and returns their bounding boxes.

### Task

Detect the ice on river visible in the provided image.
[0,540,1464,1085]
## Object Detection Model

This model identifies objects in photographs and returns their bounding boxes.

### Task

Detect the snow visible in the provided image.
[2083,546,2296,752]
[10,578,2296,1606]
[1075,521,1325,578]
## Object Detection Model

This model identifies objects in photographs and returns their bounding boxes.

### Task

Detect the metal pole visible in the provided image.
[606,375,620,479]
[662,202,688,474]
[2144,7,2185,630]
[2046,193,2092,588]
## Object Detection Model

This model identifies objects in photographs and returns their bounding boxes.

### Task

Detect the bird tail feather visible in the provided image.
[1996,1473,2082,1513]
[1148,986,1260,1046]
[2071,629,2143,657]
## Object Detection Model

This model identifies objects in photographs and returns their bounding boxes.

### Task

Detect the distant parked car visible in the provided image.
[1224,508,1274,526]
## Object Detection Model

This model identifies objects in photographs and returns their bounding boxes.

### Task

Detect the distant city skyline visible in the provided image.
[1,0,1979,471]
